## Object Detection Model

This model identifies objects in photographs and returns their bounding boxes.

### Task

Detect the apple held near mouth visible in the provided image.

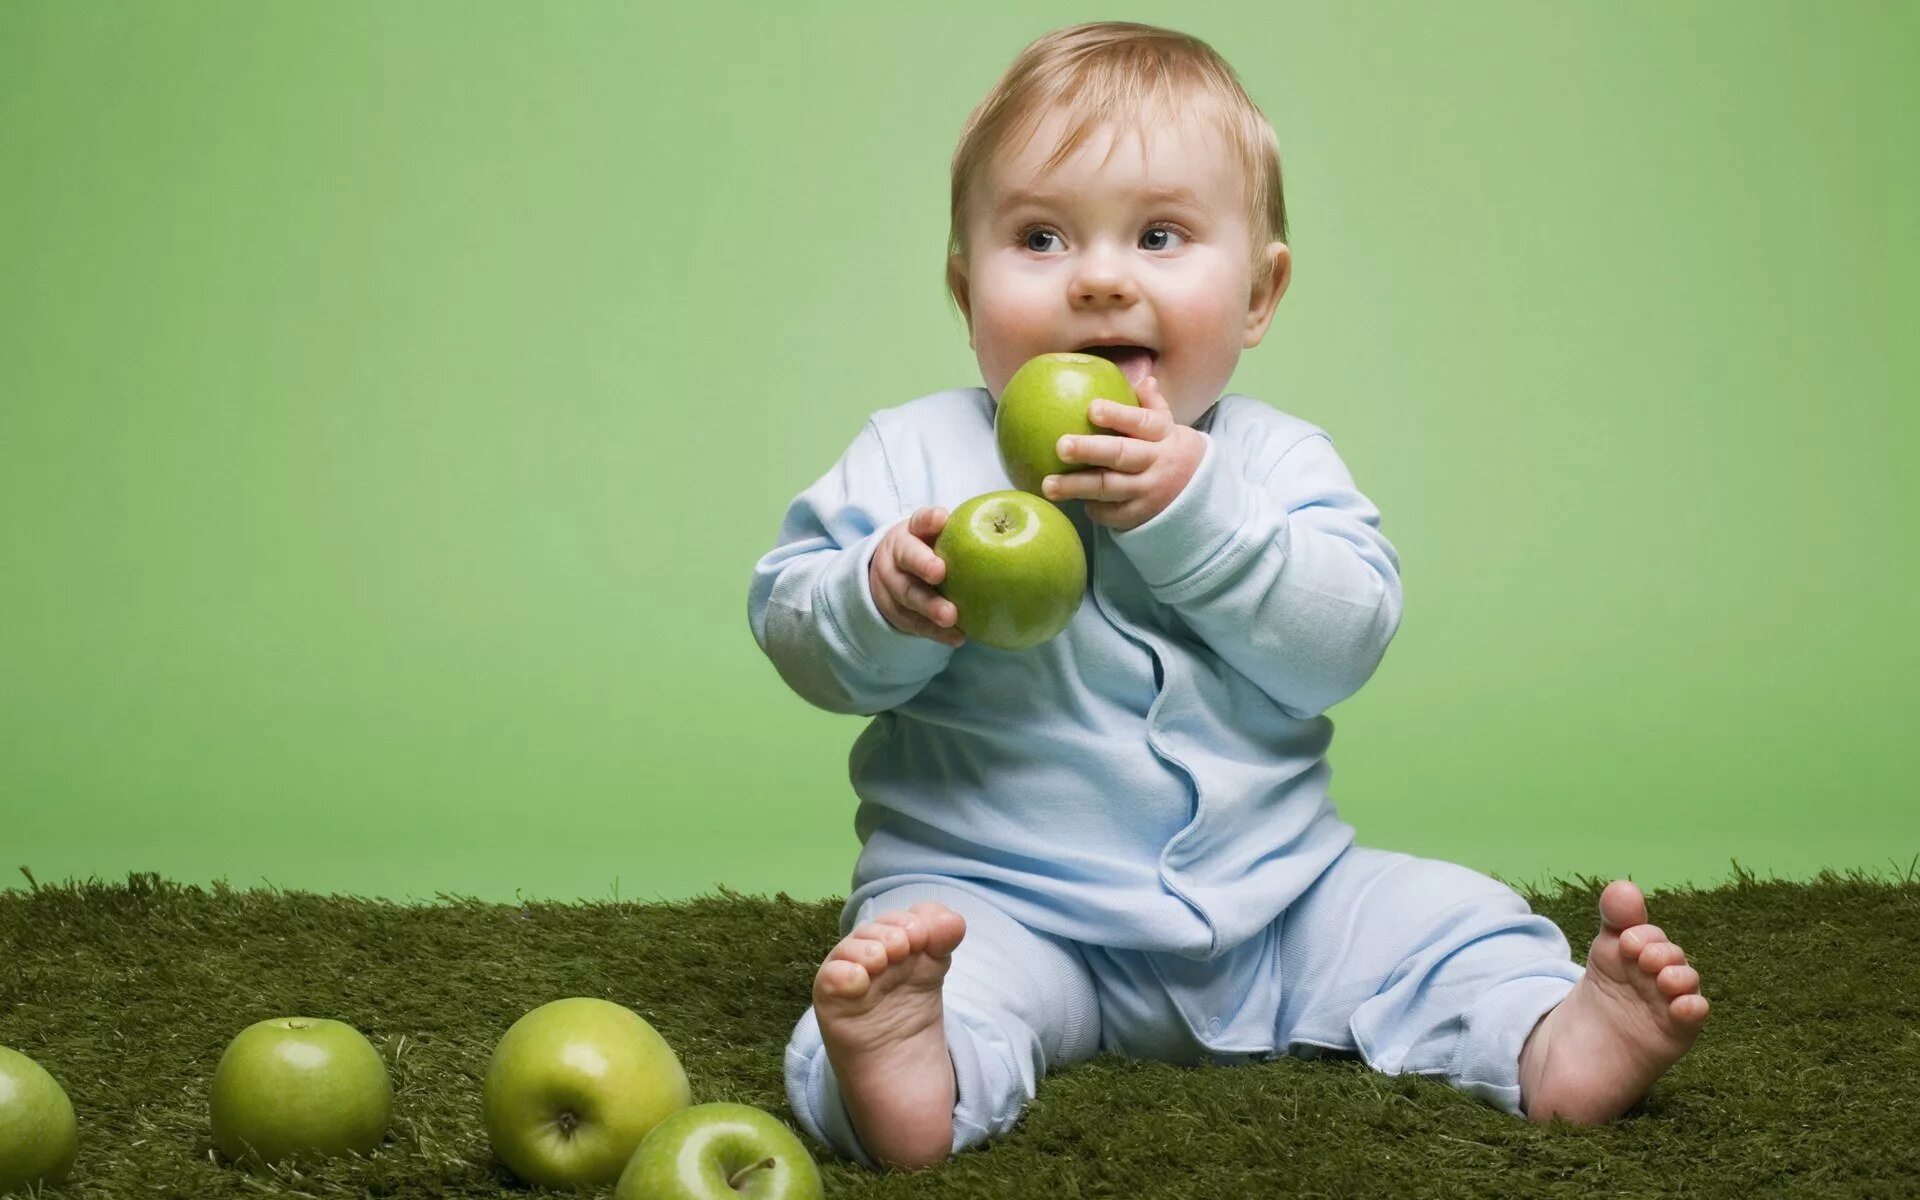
[933,490,1087,651]
[209,1017,392,1168]
[615,1102,824,1200]
[995,351,1142,496]
[0,1045,78,1194]
[483,996,692,1189]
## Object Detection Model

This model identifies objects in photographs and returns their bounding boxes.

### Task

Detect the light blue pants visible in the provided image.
[785,844,1584,1169]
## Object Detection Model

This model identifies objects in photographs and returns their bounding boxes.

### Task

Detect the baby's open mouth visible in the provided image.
[1078,345,1156,390]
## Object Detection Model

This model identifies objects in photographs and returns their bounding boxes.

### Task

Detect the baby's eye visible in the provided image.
[1022,226,1062,253]
[1017,223,1190,253]
[1141,224,1186,251]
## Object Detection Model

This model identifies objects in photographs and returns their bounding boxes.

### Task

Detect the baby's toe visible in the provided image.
[907,902,968,956]
[1669,992,1710,1026]
[872,909,931,953]
[1656,963,1701,998]
[851,920,913,963]
[1617,923,1668,958]
[1598,879,1649,930]
[816,958,871,1001]
[1638,941,1687,976]
[829,935,891,977]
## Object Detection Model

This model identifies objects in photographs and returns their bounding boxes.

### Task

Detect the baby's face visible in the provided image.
[950,106,1289,427]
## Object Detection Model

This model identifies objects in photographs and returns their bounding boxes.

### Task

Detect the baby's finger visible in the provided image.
[872,558,960,645]
[908,506,949,542]
[1089,398,1171,441]
[1059,432,1155,473]
[900,606,965,647]
[879,594,953,644]
[895,535,947,586]
[1045,467,1136,503]
[1135,374,1170,413]
[899,575,959,628]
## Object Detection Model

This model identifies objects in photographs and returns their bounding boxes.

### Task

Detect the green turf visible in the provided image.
[2,864,1916,1198]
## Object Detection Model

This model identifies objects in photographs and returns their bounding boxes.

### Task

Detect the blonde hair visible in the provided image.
[946,21,1289,317]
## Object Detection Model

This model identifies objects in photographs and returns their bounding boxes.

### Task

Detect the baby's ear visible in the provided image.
[947,254,972,321]
[1266,243,1292,301]
[1243,241,1291,346]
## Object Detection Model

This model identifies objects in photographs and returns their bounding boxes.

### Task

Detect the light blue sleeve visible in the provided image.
[747,418,957,716]
[1109,431,1403,720]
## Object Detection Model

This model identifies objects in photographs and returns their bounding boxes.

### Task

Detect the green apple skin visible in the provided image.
[995,351,1141,495]
[483,997,692,1189]
[209,1017,392,1168]
[615,1102,824,1200]
[933,490,1087,652]
[0,1045,78,1193]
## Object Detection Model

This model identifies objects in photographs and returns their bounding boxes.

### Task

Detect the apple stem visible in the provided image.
[556,1111,579,1138]
[727,1157,776,1189]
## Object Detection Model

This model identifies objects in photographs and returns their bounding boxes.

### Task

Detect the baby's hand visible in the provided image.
[1042,374,1205,531]
[869,507,965,648]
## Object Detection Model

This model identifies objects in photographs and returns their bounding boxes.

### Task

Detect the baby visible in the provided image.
[747,20,1707,1173]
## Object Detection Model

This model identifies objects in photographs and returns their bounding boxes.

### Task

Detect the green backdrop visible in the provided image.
[3,2,1914,904]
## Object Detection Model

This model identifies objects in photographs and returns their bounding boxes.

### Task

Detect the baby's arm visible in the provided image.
[748,419,957,716]
[1110,432,1402,719]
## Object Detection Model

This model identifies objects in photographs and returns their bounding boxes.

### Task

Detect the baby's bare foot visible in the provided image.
[814,901,968,1170]
[1519,879,1709,1123]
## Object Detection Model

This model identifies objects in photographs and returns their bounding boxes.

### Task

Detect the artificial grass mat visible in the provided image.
[2,866,1916,1198]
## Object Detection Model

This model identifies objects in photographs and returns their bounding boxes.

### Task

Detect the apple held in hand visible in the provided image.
[209,1017,392,1168]
[0,1045,78,1194]
[934,490,1086,651]
[995,351,1141,495]
[483,996,692,1189]
[615,1102,824,1200]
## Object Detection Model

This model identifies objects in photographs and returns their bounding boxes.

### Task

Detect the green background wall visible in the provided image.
[3,2,1914,904]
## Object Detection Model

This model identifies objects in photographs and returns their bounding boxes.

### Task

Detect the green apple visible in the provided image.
[614,1102,823,1200]
[995,351,1141,495]
[483,996,692,1188]
[0,1045,78,1194]
[209,1017,391,1168]
[933,490,1086,651]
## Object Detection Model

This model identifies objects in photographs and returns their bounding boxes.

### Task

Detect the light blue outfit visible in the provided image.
[747,387,1582,1167]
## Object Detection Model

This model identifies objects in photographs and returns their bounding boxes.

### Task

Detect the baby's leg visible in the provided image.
[1276,846,1685,1120]
[784,881,1102,1171]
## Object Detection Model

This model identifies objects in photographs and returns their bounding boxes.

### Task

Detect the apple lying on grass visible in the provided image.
[483,996,693,1188]
[209,1017,392,1168]
[995,350,1142,496]
[0,1045,78,1193]
[934,489,1087,651]
[615,1101,824,1200]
